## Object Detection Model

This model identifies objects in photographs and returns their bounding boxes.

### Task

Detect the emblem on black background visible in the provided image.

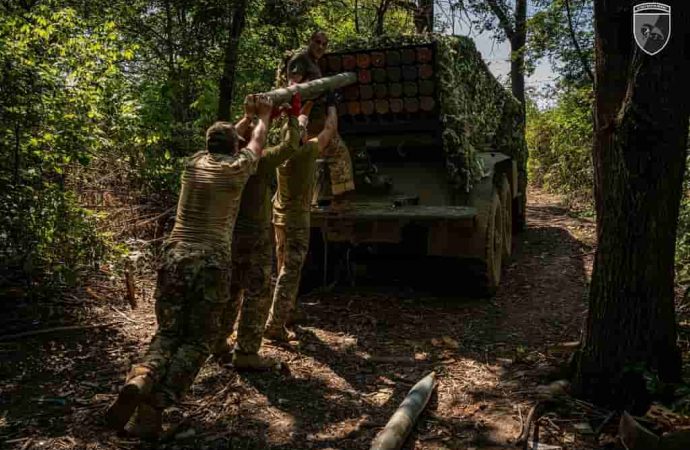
[633,3,671,56]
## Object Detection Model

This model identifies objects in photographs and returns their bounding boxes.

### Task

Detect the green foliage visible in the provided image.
[675,152,690,284]
[0,0,423,294]
[528,0,594,86]
[0,3,133,291]
[526,86,593,205]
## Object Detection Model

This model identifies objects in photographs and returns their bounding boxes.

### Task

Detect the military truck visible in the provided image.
[296,35,527,296]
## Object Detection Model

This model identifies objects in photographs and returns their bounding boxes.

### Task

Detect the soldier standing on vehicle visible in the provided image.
[288,31,356,205]
[264,93,340,341]
[213,92,308,369]
[105,95,274,439]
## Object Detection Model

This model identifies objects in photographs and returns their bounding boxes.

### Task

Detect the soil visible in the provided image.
[0,188,616,449]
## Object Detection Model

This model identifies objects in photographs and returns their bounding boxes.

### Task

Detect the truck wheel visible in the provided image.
[499,175,512,258]
[477,191,503,296]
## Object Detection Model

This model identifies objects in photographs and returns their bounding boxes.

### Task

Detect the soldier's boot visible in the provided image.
[263,325,296,343]
[105,372,153,431]
[232,352,280,371]
[124,401,162,440]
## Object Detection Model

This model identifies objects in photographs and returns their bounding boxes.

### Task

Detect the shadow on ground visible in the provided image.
[0,198,594,449]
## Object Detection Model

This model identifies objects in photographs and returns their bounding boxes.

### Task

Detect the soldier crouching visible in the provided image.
[104,95,274,439]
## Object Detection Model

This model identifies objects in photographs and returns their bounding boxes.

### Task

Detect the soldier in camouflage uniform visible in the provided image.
[104,95,275,439]
[264,94,340,341]
[213,93,308,370]
[287,31,355,201]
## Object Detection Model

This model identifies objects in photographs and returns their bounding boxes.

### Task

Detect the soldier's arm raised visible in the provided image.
[261,92,304,166]
[235,95,256,140]
[317,101,338,153]
[246,95,273,159]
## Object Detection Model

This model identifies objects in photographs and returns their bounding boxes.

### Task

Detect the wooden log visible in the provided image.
[360,85,374,100]
[385,50,401,66]
[403,97,419,113]
[375,99,389,115]
[344,85,360,101]
[420,96,435,112]
[342,54,357,70]
[386,67,401,82]
[327,55,342,72]
[360,100,375,115]
[371,51,386,67]
[388,83,403,98]
[373,84,388,99]
[347,101,361,116]
[403,82,418,97]
[370,372,437,450]
[357,53,371,69]
[419,80,435,96]
[389,98,404,113]
[416,47,432,63]
[358,69,372,84]
[401,48,416,65]
[372,68,387,83]
[402,65,418,81]
[263,72,357,104]
[418,64,434,80]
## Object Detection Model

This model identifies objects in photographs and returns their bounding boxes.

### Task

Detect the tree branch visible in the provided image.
[564,0,595,84]
[486,0,515,39]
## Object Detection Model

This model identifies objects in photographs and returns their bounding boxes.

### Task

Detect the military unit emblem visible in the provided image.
[633,2,671,56]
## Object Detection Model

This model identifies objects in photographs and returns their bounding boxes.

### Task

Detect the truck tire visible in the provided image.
[477,191,503,296]
[499,175,512,258]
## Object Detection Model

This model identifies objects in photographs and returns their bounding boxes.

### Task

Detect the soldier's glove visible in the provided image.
[288,91,302,117]
[325,90,343,108]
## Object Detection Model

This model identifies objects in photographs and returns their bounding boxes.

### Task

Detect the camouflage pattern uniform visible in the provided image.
[215,117,301,355]
[131,148,257,408]
[265,138,320,334]
[288,50,355,197]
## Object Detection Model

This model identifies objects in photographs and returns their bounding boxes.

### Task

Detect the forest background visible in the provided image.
[1,0,688,299]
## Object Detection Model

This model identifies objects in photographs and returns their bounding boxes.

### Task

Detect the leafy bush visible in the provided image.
[675,154,690,284]
[0,4,130,293]
[527,86,594,206]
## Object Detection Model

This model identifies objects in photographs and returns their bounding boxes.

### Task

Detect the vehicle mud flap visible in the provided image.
[299,228,352,294]
[299,229,325,295]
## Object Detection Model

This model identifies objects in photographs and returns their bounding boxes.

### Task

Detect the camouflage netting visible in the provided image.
[274,34,527,192]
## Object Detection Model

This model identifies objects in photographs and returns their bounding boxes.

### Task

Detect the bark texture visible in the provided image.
[217,0,248,121]
[575,0,690,412]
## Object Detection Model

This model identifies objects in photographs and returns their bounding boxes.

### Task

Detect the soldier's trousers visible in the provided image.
[130,248,231,408]
[215,227,273,354]
[323,134,355,196]
[265,225,310,332]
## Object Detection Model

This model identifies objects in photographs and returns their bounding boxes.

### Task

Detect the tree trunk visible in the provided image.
[575,0,690,413]
[217,0,248,121]
[510,0,526,130]
[414,0,433,33]
[375,0,390,36]
[355,0,360,33]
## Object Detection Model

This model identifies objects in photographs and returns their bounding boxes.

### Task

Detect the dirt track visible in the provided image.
[1,188,602,449]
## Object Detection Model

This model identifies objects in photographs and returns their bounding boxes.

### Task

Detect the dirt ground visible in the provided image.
[1,188,611,449]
